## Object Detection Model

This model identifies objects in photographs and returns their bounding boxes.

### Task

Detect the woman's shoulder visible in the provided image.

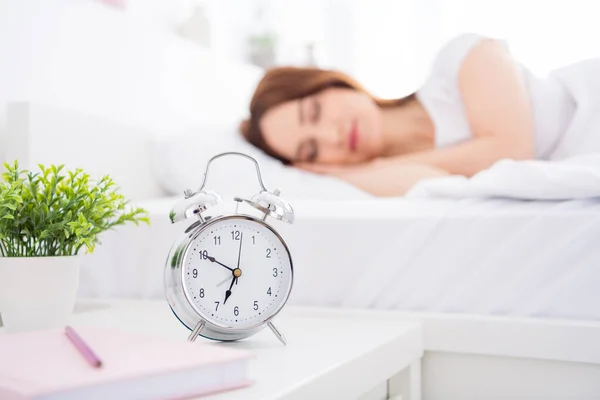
[429,32,508,80]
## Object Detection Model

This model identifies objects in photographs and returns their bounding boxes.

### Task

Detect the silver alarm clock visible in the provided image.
[164,152,294,345]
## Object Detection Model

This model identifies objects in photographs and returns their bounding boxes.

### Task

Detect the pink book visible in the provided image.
[0,327,253,400]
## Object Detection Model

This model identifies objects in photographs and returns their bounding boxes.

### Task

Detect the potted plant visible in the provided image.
[0,161,149,332]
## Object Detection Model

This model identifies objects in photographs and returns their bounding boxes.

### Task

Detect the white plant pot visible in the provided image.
[0,256,82,332]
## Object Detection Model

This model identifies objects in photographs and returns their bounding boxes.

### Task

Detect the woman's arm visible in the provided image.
[298,159,449,197]
[399,38,535,176]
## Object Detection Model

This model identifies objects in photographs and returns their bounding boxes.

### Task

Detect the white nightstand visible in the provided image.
[70,300,423,400]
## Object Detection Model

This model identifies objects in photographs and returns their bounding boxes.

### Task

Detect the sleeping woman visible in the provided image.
[239,33,599,196]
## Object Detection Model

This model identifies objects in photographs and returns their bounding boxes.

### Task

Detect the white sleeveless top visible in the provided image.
[416,33,583,160]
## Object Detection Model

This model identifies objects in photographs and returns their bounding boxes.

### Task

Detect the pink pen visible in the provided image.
[65,325,103,368]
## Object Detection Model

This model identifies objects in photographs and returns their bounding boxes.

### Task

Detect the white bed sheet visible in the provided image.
[79,196,600,321]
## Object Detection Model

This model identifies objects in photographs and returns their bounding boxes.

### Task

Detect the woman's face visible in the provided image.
[259,88,383,165]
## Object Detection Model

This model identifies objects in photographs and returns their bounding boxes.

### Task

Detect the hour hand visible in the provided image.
[223,276,237,304]
[206,255,234,272]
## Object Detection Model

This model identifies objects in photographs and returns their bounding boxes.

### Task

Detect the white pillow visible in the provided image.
[149,123,372,200]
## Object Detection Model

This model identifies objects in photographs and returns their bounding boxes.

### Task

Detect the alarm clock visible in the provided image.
[164,152,294,345]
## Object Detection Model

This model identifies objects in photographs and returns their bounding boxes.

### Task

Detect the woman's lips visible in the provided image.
[349,120,359,151]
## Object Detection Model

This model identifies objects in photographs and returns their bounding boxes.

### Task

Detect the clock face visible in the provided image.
[182,215,293,330]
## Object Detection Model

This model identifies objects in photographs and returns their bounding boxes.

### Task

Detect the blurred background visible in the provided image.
[1,0,599,130]
[1,0,600,202]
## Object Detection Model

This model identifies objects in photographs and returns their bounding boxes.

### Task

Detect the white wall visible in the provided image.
[0,0,262,148]
[353,0,421,99]
[438,0,600,77]
[3,0,597,148]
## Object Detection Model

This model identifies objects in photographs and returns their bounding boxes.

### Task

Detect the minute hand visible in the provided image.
[236,233,243,269]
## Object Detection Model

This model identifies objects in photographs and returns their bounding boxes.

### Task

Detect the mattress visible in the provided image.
[79,196,600,321]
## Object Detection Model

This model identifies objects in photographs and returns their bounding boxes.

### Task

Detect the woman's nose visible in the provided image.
[320,124,343,147]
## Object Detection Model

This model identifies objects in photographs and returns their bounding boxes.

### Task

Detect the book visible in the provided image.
[0,326,253,400]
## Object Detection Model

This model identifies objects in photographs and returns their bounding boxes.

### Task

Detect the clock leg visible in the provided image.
[267,321,287,345]
[188,320,206,342]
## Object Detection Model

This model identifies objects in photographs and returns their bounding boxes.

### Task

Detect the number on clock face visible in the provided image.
[183,216,293,329]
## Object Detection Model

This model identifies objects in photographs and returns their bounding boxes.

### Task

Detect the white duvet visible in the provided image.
[407,154,600,200]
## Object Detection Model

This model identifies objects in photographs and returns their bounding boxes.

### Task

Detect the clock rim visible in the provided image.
[180,214,294,332]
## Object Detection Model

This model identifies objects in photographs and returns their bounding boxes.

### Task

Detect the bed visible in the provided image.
[81,195,600,322]
[283,197,600,321]
[5,102,600,399]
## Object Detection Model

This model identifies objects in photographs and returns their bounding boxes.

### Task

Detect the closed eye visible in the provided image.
[296,139,318,163]
[307,139,318,162]
[311,99,321,123]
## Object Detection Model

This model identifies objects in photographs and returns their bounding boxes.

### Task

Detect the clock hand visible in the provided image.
[236,233,243,269]
[217,275,231,287]
[223,276,238,304]
[206,256,234,272]
[222,235,244,304]
[217,274,239,287]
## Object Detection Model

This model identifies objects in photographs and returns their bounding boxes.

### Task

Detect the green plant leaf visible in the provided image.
[0,161,149,257]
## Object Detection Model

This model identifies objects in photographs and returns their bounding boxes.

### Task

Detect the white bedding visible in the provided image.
[407,154,600,200]
[79,196,600,321]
